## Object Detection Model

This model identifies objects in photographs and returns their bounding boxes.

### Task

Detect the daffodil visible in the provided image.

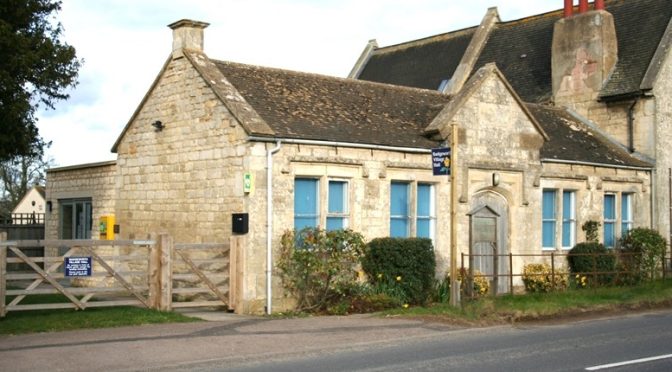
[396,276,402,282]
[403,304,409,308]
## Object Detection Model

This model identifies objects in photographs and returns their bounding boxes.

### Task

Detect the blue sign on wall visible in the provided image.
[432,147,451,176]
[64,257,92,277]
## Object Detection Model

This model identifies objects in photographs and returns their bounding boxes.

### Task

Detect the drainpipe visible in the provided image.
[266,140,282,315]
[628,99,638,153]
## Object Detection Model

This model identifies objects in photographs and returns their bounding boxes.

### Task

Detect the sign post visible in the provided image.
[432,124,460,307]
[449,124,459,307]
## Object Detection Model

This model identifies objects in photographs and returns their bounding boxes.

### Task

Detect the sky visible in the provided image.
[37,0,563,167]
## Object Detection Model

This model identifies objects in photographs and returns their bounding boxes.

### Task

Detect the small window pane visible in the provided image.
[542,190,556,248]
[621,193,633,237]
[562,191,575,248]
[328,181,345,214]
[294,178,318,230]
[390,182,409,237]
[542,190,556,219]
[604,194,616,247]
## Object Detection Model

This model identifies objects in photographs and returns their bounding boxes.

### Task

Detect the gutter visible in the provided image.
[248,136,432,154]
[541,158,653,171]
[266,140,282,315]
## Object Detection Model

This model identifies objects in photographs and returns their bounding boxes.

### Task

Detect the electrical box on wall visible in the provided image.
[232,213,249,234]
[99,215,115,240]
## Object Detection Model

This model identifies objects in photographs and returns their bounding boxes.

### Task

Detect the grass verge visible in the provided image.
[383,279,672,325]
[1,294,200,335]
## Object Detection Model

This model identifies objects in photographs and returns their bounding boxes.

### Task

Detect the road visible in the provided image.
[1,310,671,371]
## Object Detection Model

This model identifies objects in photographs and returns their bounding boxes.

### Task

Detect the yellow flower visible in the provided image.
[396,276,402,282]
[377,273,383,279]
[403,304,409,308]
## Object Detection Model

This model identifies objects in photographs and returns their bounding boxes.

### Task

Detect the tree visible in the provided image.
[0,0,80,161]
[0,141,54,216]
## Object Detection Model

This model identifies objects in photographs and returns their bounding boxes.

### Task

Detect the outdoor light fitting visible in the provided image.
[152,120,165,131]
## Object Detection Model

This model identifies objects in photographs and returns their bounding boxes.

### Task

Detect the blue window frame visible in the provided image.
[542,189,556,249]
[621,193,633,238]
[327,180,348,231]
[604,194,616,248]
[294,178,318,231]
[562,191,576,248]
[416,184,435,239]
[390,182,410,237]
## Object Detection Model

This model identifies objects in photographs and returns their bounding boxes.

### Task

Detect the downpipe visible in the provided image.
[266,140,282,315]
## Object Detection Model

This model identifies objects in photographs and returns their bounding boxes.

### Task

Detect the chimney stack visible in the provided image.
[578,0,589,13]
[168,19,209,58]
[564,0,574,18]
[552,0,617,107]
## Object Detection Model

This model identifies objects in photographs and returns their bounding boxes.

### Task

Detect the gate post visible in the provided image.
[149,236,160,310]
[229,235,246,313]
[158,234,173,311]
[0,232,6,317]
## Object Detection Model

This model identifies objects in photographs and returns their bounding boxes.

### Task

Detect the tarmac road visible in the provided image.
[1,309,671,371]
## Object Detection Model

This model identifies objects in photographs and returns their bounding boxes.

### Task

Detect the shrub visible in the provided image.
[522,263,568,293]
[582,220,601,243]
[620,228,667,281]
[361,238,436,305]
[446,268,489,298]
[276,228,366,312]
[567,242,616,286]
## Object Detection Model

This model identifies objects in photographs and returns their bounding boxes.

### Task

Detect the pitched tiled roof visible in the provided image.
[214,60,450,149]
[358,0,672,102]
[528,104,652,168]
[357,27,475,91]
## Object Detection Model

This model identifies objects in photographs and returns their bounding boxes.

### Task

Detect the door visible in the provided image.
[468,192,510,295]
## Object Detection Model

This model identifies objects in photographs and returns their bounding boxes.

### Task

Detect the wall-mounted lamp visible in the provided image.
[46,200,52,213]
[152,120,165,131]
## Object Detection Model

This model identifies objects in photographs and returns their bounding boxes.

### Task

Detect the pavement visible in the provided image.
[0,308,461,372]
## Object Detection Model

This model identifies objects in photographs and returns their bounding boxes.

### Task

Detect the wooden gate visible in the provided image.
[0,233,237,317]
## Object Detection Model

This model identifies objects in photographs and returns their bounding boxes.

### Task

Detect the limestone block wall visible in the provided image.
[114,56,249,244]
[44,161,117,242]
[571,98,656,159]
[653,45,672,246]
[253,143,450,313]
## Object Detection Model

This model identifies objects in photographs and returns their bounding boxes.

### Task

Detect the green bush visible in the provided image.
[620,228,667,281]
[567,242,616,286]
[522,263,568,293]
[361,238,436,305]
[276,228,366,312]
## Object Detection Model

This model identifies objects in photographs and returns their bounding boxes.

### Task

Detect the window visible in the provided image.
[543,189,577,250]
[327,180,348,231]
[389,182,436,239]
[542,190,556,249]
[294,178,319,231]
[416,183,435,239]
[621,193,633,238]
[390,182,410,237]
[603,194,616,248]
[294,177,350,231]
[562,191,576,249]
[60,199,92,239]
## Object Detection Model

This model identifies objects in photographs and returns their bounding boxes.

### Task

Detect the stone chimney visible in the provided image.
[168,19,209,58]
[552,0,617,106]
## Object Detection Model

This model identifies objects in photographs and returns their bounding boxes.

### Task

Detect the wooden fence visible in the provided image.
[0,232,239,317]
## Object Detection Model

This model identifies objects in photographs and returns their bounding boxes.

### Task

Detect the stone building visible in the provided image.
[45,0,669,313]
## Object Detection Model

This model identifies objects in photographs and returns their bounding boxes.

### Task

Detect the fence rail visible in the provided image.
[0,233,237,317]
[460,249,669,298]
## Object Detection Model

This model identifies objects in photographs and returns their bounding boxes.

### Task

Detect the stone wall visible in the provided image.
[113,55,249,243]
[653,43,672,245]
[45,161,117,242]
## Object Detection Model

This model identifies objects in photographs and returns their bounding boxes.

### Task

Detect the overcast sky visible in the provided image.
[37,0,563,167]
